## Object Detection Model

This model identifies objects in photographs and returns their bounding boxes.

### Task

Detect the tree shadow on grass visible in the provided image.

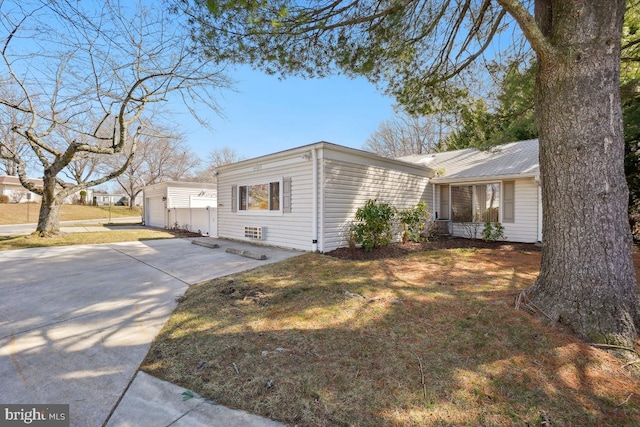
[143,250,640,426]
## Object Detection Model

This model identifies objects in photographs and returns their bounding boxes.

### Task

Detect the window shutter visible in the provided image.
[282,177,291,213]
[475,184,487,221]
[231,185,237,213]
[503,181,515,223]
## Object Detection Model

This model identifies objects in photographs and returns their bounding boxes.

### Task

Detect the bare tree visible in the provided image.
[364,113,446,158]
[192,146,241,182]
[0,0,229,235]
[107,125,201,207]
[0,80,33,176]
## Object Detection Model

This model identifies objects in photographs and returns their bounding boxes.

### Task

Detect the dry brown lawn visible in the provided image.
[0,203,140,225]
[144,244,640,426]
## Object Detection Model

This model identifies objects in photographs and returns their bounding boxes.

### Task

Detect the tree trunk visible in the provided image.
[36,173,62,236]
[527,0,640,347]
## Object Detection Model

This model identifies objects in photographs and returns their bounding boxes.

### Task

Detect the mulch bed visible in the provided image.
[324,237,541,261]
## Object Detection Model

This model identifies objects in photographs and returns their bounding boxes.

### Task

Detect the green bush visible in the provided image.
[397,201,430,243]
[0,194,8,204]
[482,221,506,242]
[350,199,396,252]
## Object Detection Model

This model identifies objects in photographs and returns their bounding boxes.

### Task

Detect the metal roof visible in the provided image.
[398,139,539,182]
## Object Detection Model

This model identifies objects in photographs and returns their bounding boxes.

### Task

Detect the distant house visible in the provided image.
[400,139,542,243]
[142,181,217,236]
[92,193,142,207]
[0,175,91,204]
[0,175,42,203]
[0,175,105,205]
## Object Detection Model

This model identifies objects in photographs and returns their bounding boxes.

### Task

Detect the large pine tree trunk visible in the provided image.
[526,0,640,347]
[36,173,62,236]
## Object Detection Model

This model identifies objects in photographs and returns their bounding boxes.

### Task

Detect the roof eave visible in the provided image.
[431,172,539,184]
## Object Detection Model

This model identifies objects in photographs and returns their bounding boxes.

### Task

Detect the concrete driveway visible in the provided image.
[0,238,299,426]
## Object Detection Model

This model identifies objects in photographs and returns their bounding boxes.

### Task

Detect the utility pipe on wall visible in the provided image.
[312,147,318,252]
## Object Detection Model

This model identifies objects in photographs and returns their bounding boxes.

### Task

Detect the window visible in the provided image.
[238,182,280,211]
[451,183,501,223]
[475,183,500,222]
[451,186,473,222]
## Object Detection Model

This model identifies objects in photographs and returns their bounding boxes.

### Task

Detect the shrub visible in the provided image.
[0,194,8,204]
[350,199,396,252]
[482,221,506,242]
[397,201,430,243]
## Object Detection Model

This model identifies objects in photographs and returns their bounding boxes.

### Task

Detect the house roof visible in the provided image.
[216,141,434,177]
[142,180,218,191]
[398,139,539,183]
[0,175,44,186]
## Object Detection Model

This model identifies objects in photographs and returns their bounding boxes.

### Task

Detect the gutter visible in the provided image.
[431,173,539,184]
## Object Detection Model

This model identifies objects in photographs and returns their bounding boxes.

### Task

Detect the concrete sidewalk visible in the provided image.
[0,238,298,426]
[107,372,284,427]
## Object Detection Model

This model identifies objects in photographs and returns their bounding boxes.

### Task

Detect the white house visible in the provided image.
[215,141,434,252]
[143,139,542,251]
[0,175,92,205]
[143,181,217,236]
[400,139,542,243]
[0,175,42,203]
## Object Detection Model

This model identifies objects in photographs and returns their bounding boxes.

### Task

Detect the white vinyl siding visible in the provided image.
[143,182,217,235]
[501,179,538,242]
[322,157,431,252]
[216,144,432,252]
[217,153,314,251]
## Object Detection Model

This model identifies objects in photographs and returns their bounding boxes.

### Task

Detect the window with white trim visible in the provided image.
[451,183,501,223]
[239,182,280,211]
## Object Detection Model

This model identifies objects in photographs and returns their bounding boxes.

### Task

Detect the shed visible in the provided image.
[215,141,434,252]
[143,181,217,236]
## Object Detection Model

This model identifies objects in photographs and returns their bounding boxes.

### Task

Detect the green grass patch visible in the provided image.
[0,229,178,250]
[143,249,640,426]
[0,203,141,225]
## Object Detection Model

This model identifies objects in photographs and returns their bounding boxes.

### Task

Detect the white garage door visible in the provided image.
[145,197,165,228]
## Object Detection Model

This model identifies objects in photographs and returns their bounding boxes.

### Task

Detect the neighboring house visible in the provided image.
[399,138,541,243]
[143,181,217,236]
[92,193,142,206]
[0,175,42,203]
[0,175,91,204]
[215,141,433,252]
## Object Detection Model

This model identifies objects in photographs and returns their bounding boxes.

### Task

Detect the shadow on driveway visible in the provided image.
[0,238,300,426]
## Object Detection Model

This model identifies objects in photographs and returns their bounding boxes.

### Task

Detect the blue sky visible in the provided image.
[175,65,397,160]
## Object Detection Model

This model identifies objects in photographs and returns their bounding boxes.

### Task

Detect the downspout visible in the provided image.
[535,175,543,243]
[312,147,318,252]
[432,182,436,221]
